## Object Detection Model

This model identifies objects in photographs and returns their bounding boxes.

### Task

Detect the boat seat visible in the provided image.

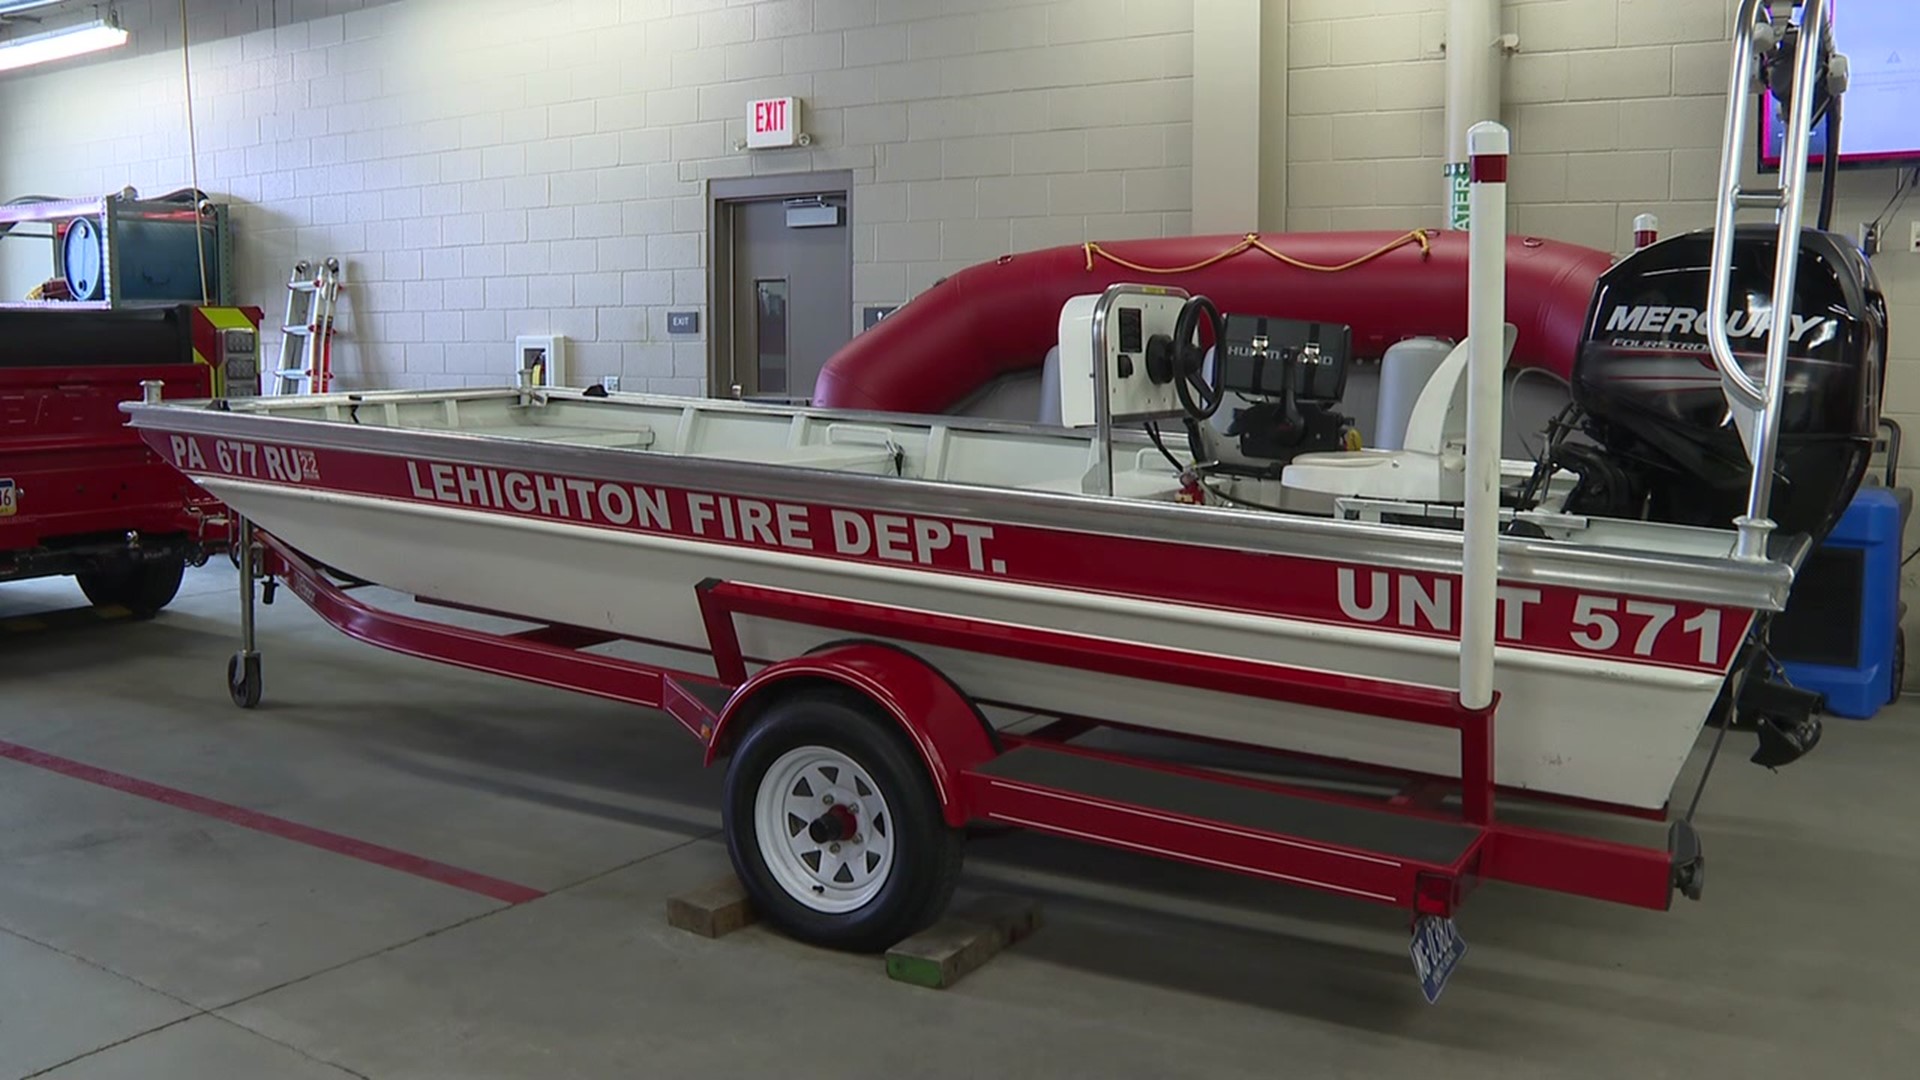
[1281,324,1516,503]
[1037,346,1063,426]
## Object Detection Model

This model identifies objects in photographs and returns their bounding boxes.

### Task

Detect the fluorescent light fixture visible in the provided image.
[0,17,130,74]
[0,1,68,18]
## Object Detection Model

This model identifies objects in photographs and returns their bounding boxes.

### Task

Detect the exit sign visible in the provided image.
[747,96,799,149]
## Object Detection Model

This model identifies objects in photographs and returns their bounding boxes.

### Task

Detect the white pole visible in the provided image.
[1459,120,1508,712]
[1633,212,1660,250]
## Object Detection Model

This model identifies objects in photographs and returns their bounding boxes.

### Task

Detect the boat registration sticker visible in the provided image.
[1410,915,1467,1004]
[0,478,15,517]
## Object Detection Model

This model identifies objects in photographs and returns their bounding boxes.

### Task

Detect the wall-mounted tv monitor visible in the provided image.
[1759,0,1920,169]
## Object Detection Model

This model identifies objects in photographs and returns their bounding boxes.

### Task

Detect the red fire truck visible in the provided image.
[1,304,260,615]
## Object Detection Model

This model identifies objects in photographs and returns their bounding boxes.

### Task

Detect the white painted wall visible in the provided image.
[0,0,1195,392]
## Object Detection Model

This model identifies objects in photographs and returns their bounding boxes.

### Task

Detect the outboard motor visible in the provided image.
[1567,225,1885,547]
[1558,224,1886,771]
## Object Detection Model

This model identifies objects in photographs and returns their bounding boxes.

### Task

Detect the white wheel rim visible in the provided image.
[754,745,896,914]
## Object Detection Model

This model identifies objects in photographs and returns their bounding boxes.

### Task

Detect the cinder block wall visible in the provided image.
[0,0,1195,392]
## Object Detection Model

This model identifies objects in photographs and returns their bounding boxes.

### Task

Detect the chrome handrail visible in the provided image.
[1705,0,1834,561]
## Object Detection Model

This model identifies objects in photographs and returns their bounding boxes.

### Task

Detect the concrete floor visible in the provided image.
[1,563,1914,1079]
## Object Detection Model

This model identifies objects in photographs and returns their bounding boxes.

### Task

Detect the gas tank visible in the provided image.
[1571,226,1885,543]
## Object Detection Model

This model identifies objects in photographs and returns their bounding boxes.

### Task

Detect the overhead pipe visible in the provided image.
[1443,0,1504,228]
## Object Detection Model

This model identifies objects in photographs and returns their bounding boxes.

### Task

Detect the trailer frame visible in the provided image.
[241,529,1702,937]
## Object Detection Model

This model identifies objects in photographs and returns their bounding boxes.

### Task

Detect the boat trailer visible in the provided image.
[233,529,1705,1001]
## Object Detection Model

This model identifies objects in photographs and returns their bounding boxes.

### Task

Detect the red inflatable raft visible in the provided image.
[813,230,1614,414]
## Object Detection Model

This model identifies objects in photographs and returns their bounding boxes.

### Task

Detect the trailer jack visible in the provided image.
[1669,820,1705,901]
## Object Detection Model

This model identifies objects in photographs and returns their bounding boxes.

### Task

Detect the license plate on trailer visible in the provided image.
[1409,914,1467,1004]
[0,478,15,517]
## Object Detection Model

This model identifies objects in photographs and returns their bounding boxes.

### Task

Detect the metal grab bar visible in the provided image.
[1705,0,1836,561]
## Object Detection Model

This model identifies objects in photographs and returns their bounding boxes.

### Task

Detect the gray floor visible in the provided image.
[1,564,1914,1078]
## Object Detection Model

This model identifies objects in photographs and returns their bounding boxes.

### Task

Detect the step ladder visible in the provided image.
[270,258,342,396]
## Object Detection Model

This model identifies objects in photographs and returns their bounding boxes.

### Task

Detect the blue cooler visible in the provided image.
[1772,484,1910,718]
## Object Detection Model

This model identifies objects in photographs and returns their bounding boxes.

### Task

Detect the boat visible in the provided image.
[118,198,1882,811]
[126,375,1787,809]
[117,1,1878,980]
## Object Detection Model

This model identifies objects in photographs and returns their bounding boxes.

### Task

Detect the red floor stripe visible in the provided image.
[0,739,546,906]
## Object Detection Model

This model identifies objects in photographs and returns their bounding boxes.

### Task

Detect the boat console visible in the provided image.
[1212,313,1360,468]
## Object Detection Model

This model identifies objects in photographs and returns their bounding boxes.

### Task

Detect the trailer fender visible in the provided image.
[703,642,997,827]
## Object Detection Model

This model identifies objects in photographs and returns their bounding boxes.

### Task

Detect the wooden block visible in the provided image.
[665,876,757,939]
[886,894,1041,989]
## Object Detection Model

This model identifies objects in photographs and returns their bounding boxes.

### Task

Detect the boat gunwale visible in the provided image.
[124,390,1803,612]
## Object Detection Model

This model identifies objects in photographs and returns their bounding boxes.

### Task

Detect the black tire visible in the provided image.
[228,652,262,709]
[722,689,962,953]
[76,556,186,619]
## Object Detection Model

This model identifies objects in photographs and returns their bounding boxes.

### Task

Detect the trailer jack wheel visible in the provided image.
[1668,820,1704,901]
[228,651,262,709]
[722,690,962,953]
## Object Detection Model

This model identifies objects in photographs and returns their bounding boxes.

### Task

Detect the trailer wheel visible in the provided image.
[723,690,962,952]
[228,652,262,709]
[77,556,186,619]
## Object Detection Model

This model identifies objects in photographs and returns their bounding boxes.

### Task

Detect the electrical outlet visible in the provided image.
[513,334,567,387]
[1910,220,1920,254]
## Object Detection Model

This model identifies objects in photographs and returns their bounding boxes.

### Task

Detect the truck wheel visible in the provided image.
[77,556,187,619]
[723,689,962,953]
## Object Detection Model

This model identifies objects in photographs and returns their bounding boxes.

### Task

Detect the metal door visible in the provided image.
[724,195,850,402]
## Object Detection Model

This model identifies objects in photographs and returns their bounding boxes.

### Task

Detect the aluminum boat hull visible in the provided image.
[126,389,1793,811]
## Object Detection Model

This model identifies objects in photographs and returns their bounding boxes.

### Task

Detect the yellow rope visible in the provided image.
[1083,229,1433,276]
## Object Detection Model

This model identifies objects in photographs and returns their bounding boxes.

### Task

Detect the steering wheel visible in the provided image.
[1172,295,1227,421]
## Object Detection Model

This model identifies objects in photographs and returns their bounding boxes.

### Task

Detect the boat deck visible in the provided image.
[201,386,1779,563]
[234,387,1193,499]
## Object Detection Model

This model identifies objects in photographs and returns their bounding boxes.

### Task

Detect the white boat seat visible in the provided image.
[1282,324,1517,503]
[1037,345,1063,426]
